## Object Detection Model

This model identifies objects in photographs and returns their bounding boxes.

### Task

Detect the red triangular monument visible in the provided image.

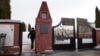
[37,1,51,19]
[35,1,52,53]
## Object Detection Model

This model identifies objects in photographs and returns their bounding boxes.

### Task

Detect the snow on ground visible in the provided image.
[22,32,94,45]
[22,32,31,45]
[22,32,35,52]
[22,32,100,49]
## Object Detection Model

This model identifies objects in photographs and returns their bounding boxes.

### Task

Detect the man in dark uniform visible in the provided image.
[28,28,35,49]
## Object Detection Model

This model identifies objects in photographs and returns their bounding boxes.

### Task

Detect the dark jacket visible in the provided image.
[28,30,35,39]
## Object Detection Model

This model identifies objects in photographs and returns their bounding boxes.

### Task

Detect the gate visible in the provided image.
[77,18,96,49]
[52,18,76,50]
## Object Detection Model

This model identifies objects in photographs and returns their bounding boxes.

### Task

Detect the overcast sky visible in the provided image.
[11,0,100,27]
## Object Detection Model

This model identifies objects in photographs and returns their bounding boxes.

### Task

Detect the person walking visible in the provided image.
[28,28,35,50]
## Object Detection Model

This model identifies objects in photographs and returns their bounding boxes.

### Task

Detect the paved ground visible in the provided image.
[21,49,100,56]
[22,45,100,56]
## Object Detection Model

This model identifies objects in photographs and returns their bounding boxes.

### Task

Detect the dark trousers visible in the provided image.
[30,38,34,49]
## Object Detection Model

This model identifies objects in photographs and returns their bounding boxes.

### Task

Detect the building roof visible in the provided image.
[0,19,21,23]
